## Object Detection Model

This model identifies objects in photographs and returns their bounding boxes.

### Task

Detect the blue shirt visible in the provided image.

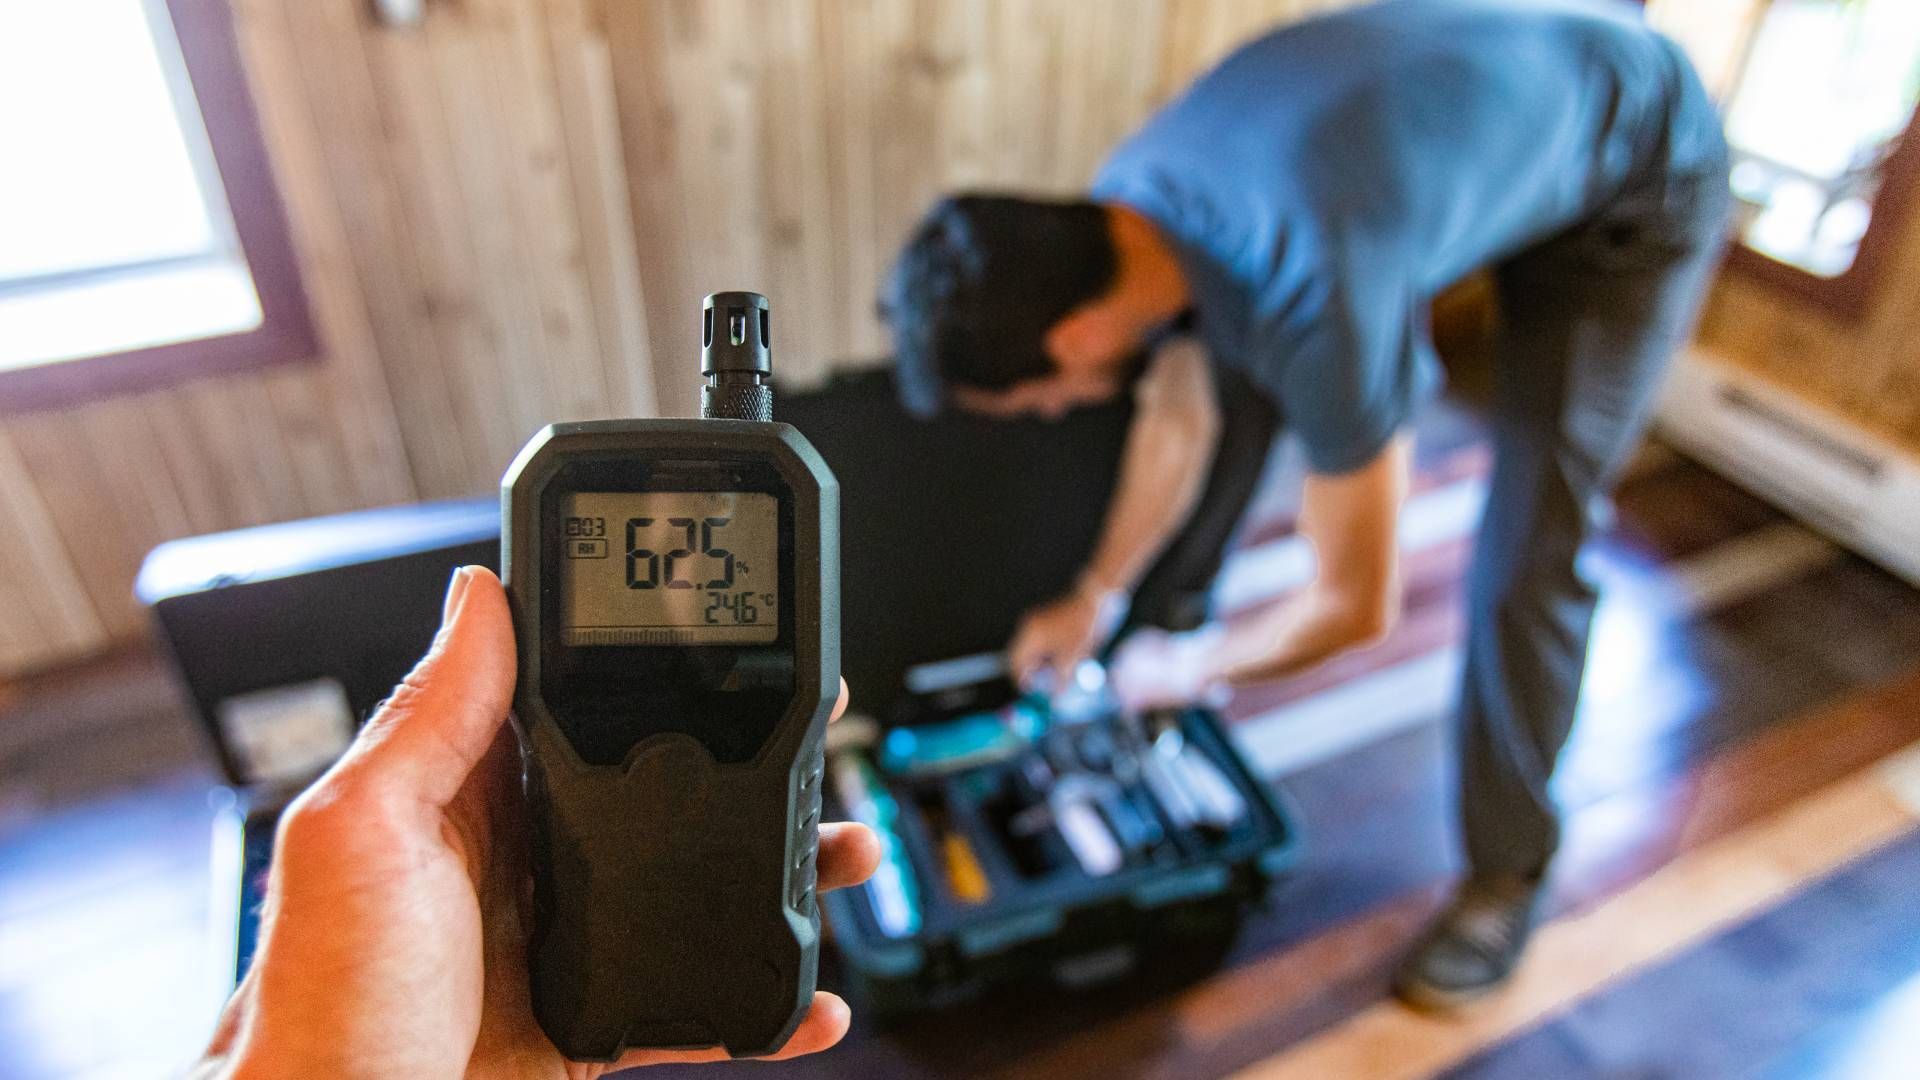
[1091,0,1723,473]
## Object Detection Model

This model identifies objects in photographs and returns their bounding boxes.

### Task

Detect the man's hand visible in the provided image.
[1009,583,1128,688]
[1008,337,1220,690]
[1107,625,1228,711]
[194,566,881,1079]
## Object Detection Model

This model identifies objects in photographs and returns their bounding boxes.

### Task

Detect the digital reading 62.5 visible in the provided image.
[560,490,778,645]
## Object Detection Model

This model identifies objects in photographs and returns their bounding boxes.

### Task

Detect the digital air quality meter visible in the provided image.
[502,291,839,1060]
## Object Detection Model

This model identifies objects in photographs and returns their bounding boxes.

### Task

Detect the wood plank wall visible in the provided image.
[3,0,1914,677]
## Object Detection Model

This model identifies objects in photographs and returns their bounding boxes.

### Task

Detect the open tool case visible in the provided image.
[820,667,1297,1016]
[780,369,1297,1016]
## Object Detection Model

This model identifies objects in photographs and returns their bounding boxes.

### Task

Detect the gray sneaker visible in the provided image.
[1393,876,1542,1011]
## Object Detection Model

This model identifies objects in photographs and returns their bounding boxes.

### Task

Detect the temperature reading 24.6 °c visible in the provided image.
[559,491,778,645]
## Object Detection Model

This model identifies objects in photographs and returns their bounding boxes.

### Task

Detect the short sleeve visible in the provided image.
[1258,253,1437,475]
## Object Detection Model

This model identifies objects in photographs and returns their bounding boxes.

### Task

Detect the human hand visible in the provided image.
[1008,584,1128,689]
[1108,625,1229,712]
[194,566,881,1079]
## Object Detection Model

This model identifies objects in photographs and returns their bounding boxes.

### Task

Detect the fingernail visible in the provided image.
[442,566,474,624]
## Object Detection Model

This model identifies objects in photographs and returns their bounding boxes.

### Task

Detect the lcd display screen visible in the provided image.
[559,491,778,645]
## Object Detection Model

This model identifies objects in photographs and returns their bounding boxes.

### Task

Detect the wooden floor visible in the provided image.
[3,433,1920,1079]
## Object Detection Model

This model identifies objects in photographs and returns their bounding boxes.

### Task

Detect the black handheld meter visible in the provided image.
[501,291,839,1060]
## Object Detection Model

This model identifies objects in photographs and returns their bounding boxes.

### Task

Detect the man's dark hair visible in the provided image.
[880,194,1118,417]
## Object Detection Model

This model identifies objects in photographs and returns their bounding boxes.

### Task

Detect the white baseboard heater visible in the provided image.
[1656,350,1920,587]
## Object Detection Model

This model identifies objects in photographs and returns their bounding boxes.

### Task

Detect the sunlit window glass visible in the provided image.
[0,0,263,371]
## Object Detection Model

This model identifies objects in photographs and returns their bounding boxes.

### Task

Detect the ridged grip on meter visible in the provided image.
[702,382,772,423]
[521,715,829,1060]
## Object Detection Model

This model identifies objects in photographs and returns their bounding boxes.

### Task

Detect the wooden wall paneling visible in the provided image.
[194,377,311,522]
[1050,3,1111,190]
[605,0,741,416]
[863,0,954,356]
[851,0,956,367]
[135,376,304,533]
[273,0,473,497]
[427,0,605,482]
[542,0,659,420]
[73,386,298,632]
[768,0,844,382]
[1067,2,1167,187]
[983,3,1067,190]
[1107,2,1175,169]
[756,0,842,384]
[603,0,700,417]
[474,0,614,434]
[816,0,884,360]
[358,7,525,489]
[691,0,780,368]
[77,398,199,543]
[1721,277,1876,434]
[1157,1,1343,88]
[0,541,40,675]
[875,0,953,222]
[0,431,109,671]
[642,0,724,412]
[142,388,248,537]
[812,0,860,359]
[6,410,178,640]
[1213,0,1273,71]
[616,0,859,412]
[20,409,149,640]
[227,0,415,514]
[639,0,736,390]
[24,375,311,638]
[1851,201,1920,443]
[252,367,368,518]
[1179,0,1242,81]
[420,2,566,477]
[1148,0,1208,105]
[922,1,990,191]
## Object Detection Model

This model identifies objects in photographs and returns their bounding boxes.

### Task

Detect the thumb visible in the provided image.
[1049,646,1085,685]
[346,566,518,807]
[1008,624,1044,684]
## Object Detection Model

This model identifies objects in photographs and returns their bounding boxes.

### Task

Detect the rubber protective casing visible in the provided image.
[501,419,839,1060]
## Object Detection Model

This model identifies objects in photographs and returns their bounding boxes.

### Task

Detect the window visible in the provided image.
[1653,0,1920,315]
[0,0,313,412]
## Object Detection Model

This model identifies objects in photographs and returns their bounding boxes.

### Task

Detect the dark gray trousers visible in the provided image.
[1458,157,1731,881]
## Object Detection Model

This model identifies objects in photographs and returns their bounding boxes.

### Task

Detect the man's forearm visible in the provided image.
[1080,340,1221,599]
[1206,436,1411,689]
[1081,412,1216,597]
[1202,583,1394,687]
